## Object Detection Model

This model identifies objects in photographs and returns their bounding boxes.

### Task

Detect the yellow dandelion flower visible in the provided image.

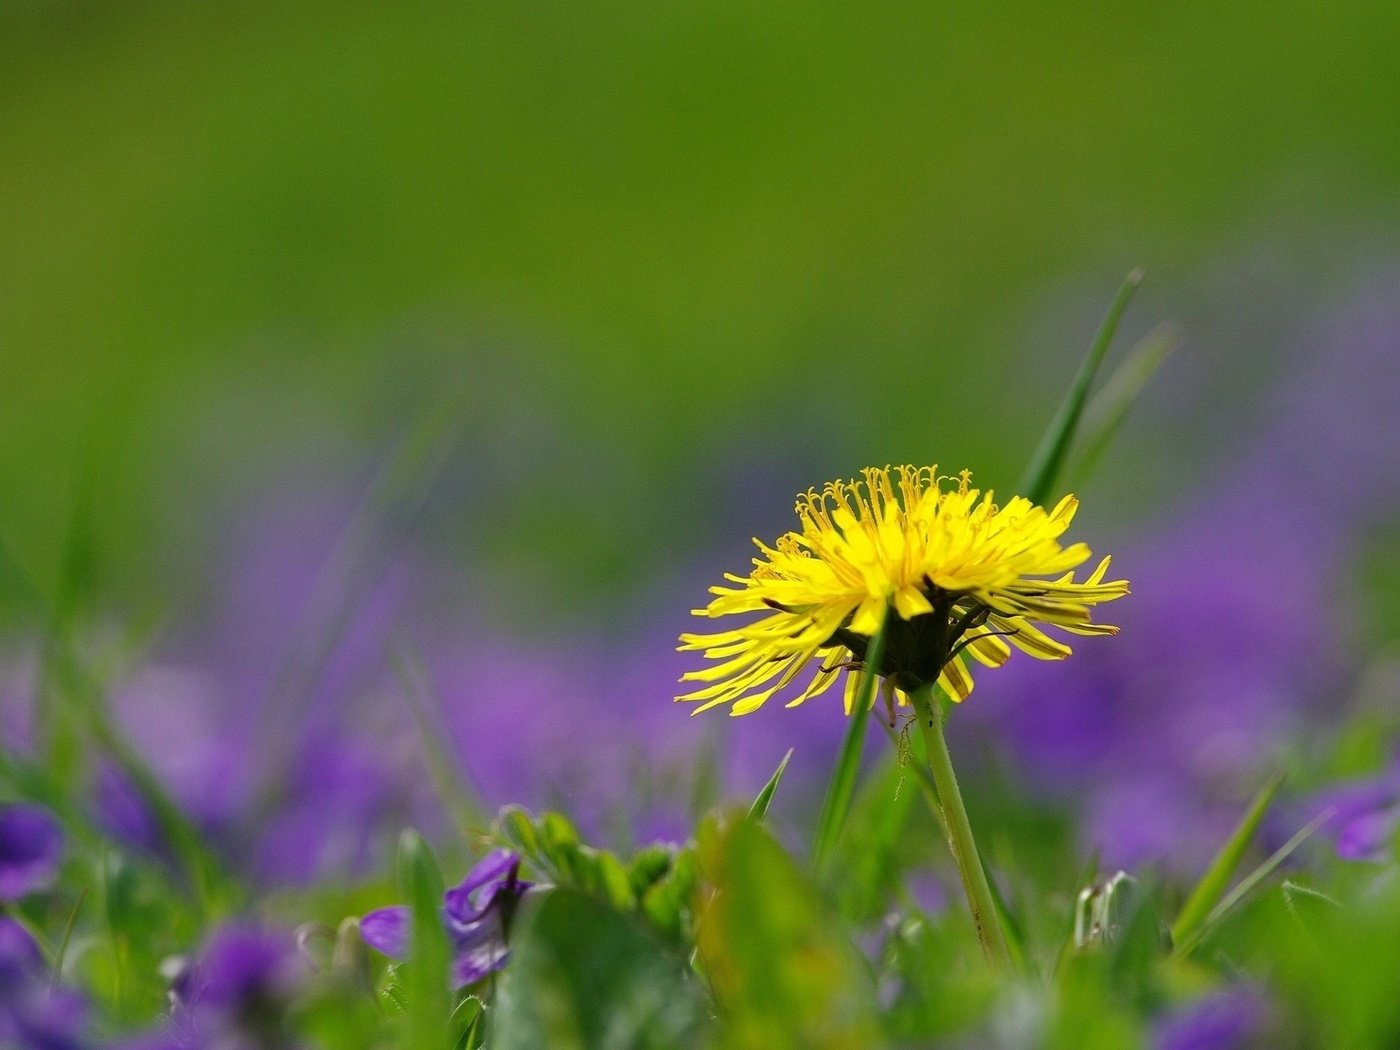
[677,464,1128,717]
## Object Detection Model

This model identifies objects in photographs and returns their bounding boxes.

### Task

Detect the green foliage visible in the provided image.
[395,829,453,1050]
[1017,268,1141,506]
[697,817,884,1049]
[493,889,707,1050]
[1171,773,1282,950]
[811,613,888,872]
[745,747,792,823]
[494,807,699,942]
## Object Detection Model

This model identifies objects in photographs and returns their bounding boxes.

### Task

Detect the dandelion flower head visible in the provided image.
[677,465,1128,717]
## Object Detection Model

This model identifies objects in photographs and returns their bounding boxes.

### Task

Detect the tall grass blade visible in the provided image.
[812,615,888,873]
[1177,809,1332,957]
[1070,322,1178,486]
[51,885,88,987]
[397,829,452,1050]
[1170,772,1283,948]
[0,533,231,913]
[392,640,485,835]
[1017,268,1142,505]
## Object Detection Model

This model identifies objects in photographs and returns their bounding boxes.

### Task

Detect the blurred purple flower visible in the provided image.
[0,916,43,998]
[1153,986,1271,1050]
[362,849,533,987]
[97,507,428,886]
[0,915,91,1050]
[0,803,64,901]
[167,924,304,1050]
[92,763,168,859]
[1306,763,1400,863]
[252,731,417,885]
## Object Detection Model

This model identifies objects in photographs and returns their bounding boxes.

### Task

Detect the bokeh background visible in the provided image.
[4,2,1400,884]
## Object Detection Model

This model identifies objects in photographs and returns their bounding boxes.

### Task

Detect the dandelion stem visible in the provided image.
[910,682,1009,968]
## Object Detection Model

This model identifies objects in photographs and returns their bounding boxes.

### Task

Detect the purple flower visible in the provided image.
[164,924,304,1050]
[361,849,532,987]
[0,916,91,1050]
[1305,763,1400,863]
[92,763,169,859]
[0,916,43,1000]
[181,926,301,1011]
[0,804,64,901]
[1153,987,1271,1050]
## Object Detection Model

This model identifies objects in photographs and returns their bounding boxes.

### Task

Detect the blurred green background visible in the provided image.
[4,0,1400,612]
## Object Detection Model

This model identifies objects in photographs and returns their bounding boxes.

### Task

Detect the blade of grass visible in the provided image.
[397,829,452,1050]
[812,615,888,873]
[0,533,232,913]
[40,469,99,785]
[1177,809,1332,957]
[1017,268,1143,505]
[1170,772,1283,948]
[247,392,471,827]
[747,748,794,823]
[392,640,486,836]
[1069,323,1179,486]
[50,885,88,988]
[1281,878,1340,914]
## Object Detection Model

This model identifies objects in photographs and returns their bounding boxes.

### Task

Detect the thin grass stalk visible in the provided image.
[812,616,889,873]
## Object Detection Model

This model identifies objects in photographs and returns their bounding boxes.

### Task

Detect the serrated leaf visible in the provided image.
[450,995,484,1050]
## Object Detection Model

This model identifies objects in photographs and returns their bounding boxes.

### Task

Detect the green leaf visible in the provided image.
[498,806,540,858]
[492,889,707,1050]
[1177,809,1332,957]
[1170,772,1283,948]
[1016,268,1142,505]
[541,810,582,851]
[625,844,675,897]
[698,819,884,1049]
[639,848,698,941]
[812,614,888,873]
[449,996,484,1050]
[746,747,793,823]
[593,850,637,911]
[395,829,452,1050]
[1281,877,1341,921]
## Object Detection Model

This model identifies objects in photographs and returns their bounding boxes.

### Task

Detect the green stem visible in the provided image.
[910,683,1009,968]
[811,615,888,874]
